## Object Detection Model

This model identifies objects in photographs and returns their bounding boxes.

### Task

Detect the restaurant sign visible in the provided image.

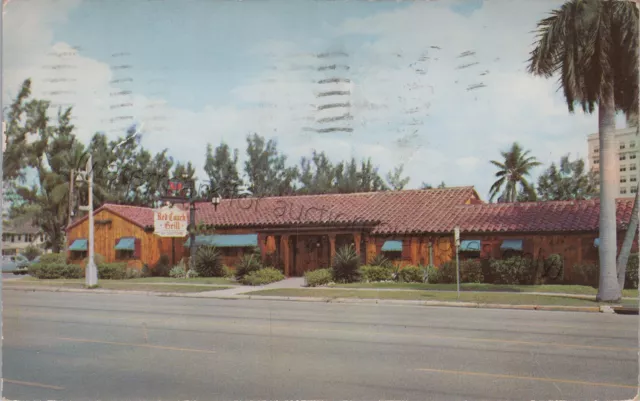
[154,207,188,237]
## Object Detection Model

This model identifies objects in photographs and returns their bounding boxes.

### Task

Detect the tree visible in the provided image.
[537,154,598,201]
[298,150,337,194]
[617,186,638,289]
[358,158,388,192]
[489,142,541,203]
[204,142,242,199]
[528,0,638,301]
[244,133,298,196]
[386,164,410,190]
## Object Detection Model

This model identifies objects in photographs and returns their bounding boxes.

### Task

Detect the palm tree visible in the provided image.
[527,0,638,302]
[489,142,541,203]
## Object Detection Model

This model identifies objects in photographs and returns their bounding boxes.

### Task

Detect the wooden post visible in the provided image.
[410,237,419,265]
[353,233,361,262]
[258,233,267,261]
[329,233,336,266]
[281,235,290,277]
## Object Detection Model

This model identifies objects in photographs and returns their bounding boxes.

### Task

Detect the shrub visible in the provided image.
[573,262,599,287]
[332,244,361,283]
[125,268,142,279]
[625,254,639,289]
[424,265,439,283]
[240,267,284,286]
[490,256,535,285]
[29,263,83,279]
[153,255,171,277]
[369,254,393,269]
[359,265,393,282]
[437,262,457,284]
[305,268,333,287]
[186,267,200,278]
[235,254,264,279]
[399,265,423,283]
[38,253,67,265]
[461,259,484,283]
[22,244,42,261]
[170,265,187,278]
[538,254,564,283]
[98,263,128,280]
[194,245,225,277]
[141,264,151,278]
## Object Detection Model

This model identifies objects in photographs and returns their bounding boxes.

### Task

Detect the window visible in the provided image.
[594,159,599,165]
[116,250,135,260]
[632,141,637,148]
[632,187,638,194]
[632,165,637,171]
[70,251,87,260]
[620,154,626,161]
[621,166,627,172]
[621,143,626,149]
[594,148,599,153]
[631,177,637,182]
[10,235,14,243]
[621,177,627,183]
[621,188,628,194]
[632,154,637,160]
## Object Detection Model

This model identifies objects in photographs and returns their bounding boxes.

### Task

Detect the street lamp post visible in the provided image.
[76,131,141,287]
[158,178,221,272]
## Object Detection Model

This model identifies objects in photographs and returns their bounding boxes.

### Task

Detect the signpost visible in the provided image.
[153,206,188,237]
[454,227,460,299]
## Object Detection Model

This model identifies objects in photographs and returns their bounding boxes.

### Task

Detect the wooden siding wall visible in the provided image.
[365,232,637,282]
[67,210,174,269]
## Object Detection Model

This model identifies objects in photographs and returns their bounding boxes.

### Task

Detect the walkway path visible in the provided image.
[199,277,306,297]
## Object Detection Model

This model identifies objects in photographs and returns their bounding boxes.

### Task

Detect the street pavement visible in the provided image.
[2,290,639,400]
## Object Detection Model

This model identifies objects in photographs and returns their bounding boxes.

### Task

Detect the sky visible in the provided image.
[3,0,630,200]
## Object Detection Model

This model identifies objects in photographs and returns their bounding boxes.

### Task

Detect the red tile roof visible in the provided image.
[67,204,154,231]
[194,187,480,234]
[66,189,636,236]
[436,198,635,234]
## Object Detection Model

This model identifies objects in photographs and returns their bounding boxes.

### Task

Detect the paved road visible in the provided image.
[3,290,639,400]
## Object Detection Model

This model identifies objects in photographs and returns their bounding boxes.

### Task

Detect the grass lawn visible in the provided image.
[4,279,229,293]
[246,288,635,307]
[333,282,639,298]
[14,276,237,285]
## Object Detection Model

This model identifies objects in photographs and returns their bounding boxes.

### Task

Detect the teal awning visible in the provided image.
[500,239,523,251]
[184,234,258,248]
[594,238,600,248]
[69,239,87,251]
[460,240,481,252]
[381,240,403,252]
[115,237,135,250]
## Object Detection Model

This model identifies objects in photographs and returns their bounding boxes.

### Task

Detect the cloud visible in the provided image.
[3,0,620,201]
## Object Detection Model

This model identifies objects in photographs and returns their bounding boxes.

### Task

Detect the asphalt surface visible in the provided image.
[2,290,639,401]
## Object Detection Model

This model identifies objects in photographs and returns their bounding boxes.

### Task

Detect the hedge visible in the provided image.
[240,267,284,286]
[358,265,394,282]
[28,263,83,279]
[305,268,333,287]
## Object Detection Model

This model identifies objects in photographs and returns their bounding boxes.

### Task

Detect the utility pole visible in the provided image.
[78,155,97,287]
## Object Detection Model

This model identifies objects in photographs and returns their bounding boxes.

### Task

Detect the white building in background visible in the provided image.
[1,218,46,256]
[587,125,640,198]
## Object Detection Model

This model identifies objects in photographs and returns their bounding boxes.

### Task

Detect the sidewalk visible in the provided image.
[198,277,305,296]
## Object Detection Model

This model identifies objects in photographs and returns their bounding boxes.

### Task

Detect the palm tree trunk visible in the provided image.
[596,90,622,302]
[616,184,638,290]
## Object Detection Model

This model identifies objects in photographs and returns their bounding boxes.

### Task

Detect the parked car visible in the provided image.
[2,255,31,274]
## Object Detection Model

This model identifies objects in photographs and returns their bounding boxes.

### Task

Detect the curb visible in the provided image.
[3,286,616,313]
